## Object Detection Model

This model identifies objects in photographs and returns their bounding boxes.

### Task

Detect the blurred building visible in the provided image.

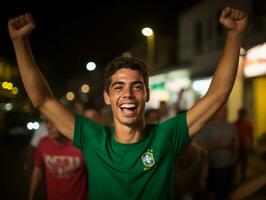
[127,0,266,141]
[176,0,266,140]
[129,34,177,74]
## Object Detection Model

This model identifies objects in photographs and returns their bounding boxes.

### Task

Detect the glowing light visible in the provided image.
[2,82,14,90]
[66,91,75,101]
[33,122,40,130]
[86,62,96,71]
[192,77,212,97]
[27,121,40,130]
[142,27,153,37]
[4,103,13,111]
[244,43,266,77]
[11,87,19,95]
[6,82,13,90]
[122,52,132,58]
[27,122,33,130]
[2,82,8,89]
[81,84,90,93]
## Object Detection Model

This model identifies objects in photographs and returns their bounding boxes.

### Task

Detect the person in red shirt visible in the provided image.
[235,108,253,183]
[28,118,88,200]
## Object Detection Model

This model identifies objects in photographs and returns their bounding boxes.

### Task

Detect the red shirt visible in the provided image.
[235,120,252,148]
[35,137,88,200]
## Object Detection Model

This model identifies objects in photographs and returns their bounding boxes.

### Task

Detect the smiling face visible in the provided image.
[104,68,150,127]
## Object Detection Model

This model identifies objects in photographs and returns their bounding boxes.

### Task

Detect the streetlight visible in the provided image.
[86,62,96,71]
[142,27,155,71]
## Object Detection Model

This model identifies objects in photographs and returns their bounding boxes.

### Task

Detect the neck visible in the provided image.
[113,120,145,144]
[53,135,69,145]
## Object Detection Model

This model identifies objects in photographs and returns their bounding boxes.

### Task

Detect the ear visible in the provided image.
[103,90,111,105]
[146,88,150,102]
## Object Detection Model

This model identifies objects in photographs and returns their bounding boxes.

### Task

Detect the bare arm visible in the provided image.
[8,14,74,139]
[229,173,266,200]
[187,7,248,137]
[28,166,42,200]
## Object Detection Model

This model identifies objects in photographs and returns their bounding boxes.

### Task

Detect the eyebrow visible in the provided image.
[131,81,144,86]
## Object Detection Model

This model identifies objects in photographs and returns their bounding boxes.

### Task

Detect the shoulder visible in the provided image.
[159,112,187,126]
[75,114,105,129]
[36,137,53,153]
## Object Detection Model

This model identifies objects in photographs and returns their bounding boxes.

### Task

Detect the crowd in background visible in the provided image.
[22,94,266,200]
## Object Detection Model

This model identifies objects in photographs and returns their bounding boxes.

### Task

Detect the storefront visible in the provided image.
[147,43,266,139]
[147,69,195,112]
[243,43,266,138]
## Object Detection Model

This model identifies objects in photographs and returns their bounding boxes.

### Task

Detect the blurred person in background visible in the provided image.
[28,118,87,200]
[83,107,101,123]
[234,108,253,183]
[175,140,208,200]
[158,100,170,121]
[195,106,239,200]
[145,108,161,124]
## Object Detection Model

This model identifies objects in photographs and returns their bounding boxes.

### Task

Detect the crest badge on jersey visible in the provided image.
[141,149,155,171]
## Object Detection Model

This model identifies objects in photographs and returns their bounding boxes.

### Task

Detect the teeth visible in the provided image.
[120,104,136,108]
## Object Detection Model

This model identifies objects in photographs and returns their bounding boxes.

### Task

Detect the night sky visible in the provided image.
[0,0,198,98]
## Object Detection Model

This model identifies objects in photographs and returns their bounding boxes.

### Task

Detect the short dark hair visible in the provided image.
[104,56,149,92]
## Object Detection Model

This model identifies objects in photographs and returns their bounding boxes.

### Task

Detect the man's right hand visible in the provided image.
[8,13,36,40]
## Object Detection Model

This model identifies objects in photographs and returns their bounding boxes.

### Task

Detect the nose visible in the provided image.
[122,86,134,98]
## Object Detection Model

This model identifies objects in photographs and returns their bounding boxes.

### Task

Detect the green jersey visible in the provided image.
[73,112,189,200]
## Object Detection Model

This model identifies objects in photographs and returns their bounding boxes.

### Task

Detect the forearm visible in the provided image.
[229,173,266,200]
[207,32,242,101]
[28,166,42,200]
[187,7,247,137]
[188,33,242,135]
[12,37,54,108]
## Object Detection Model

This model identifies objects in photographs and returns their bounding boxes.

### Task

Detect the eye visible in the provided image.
[113,85,123,90]
[133,84,143,90]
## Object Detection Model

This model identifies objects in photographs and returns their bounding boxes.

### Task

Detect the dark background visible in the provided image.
[0,0,198,88]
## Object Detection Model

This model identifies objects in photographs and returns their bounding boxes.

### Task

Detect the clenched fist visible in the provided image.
[8,13,36,40]
[219,7,248,34]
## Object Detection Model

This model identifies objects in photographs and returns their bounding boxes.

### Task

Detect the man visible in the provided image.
[194,106,239,200]
[28,118,88,200]
[8,7,247,199]
[174,141,208,200]
[145,108,161,124]
[234,108,253,182]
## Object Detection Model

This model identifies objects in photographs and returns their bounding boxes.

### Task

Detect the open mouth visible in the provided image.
[120,103,137,117]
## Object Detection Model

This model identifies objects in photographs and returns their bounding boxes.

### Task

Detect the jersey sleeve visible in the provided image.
[158,112,190,156]
[73,114,104,152]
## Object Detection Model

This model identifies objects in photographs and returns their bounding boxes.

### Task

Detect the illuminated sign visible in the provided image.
[244,43,266,77]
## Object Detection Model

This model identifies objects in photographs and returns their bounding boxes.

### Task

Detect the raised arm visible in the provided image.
[8,13,74,139]
[187,7,248,137]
